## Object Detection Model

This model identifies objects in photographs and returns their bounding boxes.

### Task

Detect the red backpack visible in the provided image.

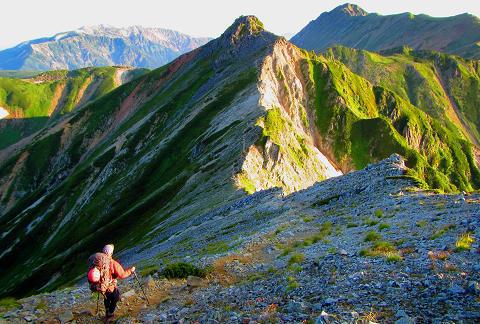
[87,252,113,293]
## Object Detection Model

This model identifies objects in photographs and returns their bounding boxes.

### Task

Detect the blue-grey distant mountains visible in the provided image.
[291,3,480,60]
[0,25,212,70]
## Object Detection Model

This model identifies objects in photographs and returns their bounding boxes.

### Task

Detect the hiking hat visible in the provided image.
[103,244,114,256]
[88,267,101,282]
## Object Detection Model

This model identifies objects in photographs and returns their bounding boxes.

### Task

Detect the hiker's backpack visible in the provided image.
[87,252,112,293]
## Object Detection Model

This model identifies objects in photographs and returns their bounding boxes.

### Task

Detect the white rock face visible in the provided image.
[235,39,342,194]
[0,106,9,119]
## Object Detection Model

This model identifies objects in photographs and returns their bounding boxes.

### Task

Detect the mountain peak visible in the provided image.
[221,15,266,44]
[331,3,368,16]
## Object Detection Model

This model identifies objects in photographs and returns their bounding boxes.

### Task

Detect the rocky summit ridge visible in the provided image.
[331,3,368,17]
[1,155,479,322]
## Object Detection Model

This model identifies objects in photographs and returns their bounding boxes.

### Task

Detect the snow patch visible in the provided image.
[0,106,9,119]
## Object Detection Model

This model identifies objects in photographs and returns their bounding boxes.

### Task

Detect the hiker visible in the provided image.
[87,244,135,320]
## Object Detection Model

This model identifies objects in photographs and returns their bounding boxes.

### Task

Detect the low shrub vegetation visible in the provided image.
[161,262,207,279]
[0,297,20,310]
[364,219,379,226]
[139,264,160,277]
[378,223,391,231]
[288,253,305,265]
[374,209,384,218]
[430,224,456,240]
[455,233,475,251]
[286,276,299,290]
[364,230,382,242]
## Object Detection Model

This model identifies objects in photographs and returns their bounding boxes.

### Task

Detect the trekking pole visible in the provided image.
[96,293,99,315]
[133,271,150,305]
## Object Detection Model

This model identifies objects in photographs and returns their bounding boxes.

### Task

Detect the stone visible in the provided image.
[187,276,205,288]
[117,317,135,324]
[57,310,74,323]
[323,297,337,305]
[315,311,330,324]
[395,316,415,324]
[339,249,348,256]
[389,280,401,288]
[449,284,465,294]
[121,289,136,299]
[287,300,305,313]
[145,276,157,290]
[467,281,480,295]
[395,310,408,318]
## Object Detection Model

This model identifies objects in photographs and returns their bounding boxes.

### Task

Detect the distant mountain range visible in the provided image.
[291,3,480,59]
[0,25,211,70]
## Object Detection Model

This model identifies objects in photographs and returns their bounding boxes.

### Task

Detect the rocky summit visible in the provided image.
[1,155,479,322]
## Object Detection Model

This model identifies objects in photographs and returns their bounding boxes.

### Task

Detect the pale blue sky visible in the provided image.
[1,0,479,49]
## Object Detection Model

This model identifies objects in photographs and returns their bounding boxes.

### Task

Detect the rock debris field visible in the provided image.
[2,155,479,323]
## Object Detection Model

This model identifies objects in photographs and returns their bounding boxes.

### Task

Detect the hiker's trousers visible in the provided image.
[104,287,120,315]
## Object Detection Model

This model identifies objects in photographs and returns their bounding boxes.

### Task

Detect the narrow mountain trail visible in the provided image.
[3,173,479,322]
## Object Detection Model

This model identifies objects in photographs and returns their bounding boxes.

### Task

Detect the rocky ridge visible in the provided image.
[1,155,479,322]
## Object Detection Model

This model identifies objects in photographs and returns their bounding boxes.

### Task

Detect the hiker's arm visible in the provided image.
[112,259,135,279]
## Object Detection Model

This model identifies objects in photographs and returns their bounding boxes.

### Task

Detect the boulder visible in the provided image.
[467,281,480,295]
[121,289,136,299]
[187,276,205,288]
[57,310,74,323]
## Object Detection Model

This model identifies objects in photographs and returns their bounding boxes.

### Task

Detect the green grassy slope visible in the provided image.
[301,50,480,192]
[325,46,480,146]
[0,67,148,149]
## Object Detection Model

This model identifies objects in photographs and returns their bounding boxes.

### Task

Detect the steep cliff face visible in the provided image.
[236,39,342,194]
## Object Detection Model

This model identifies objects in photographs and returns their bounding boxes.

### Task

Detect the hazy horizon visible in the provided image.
[1,0,479,50]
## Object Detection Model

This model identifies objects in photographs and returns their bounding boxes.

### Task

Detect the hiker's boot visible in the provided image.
[105,312,114,322]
